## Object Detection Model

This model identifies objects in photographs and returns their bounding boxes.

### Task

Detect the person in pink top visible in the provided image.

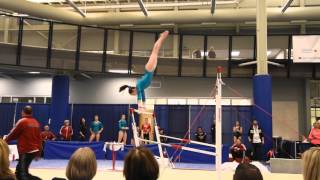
[308,121,320,146]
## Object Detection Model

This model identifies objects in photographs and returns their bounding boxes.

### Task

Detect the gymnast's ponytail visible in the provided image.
[119,85,130,92]
[119,85,135,94]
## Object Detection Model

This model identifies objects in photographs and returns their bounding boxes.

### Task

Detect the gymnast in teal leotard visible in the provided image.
[118,114,128,144]
[119,31,169,110]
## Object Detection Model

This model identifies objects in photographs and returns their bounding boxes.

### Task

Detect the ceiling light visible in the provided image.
[160,23,175,26]
[231,51,240,57]
[28,72,40,74]
[244,21,256,25]
[290,20,307,24]
[120,24,134,27]
[108,69,129,74]
[201,22,217,25]
[267,51,272,56]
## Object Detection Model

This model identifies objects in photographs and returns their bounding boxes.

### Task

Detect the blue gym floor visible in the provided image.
[10,159,215,171]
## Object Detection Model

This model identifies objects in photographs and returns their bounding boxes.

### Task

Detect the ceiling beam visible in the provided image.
[281,0,294,13]
[211,0,216,15]
[137,0,149,16]
[65,0,86,17]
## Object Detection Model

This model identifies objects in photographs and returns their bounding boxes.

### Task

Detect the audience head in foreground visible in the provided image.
[0,139,16,180]
[233,163,263,180]
[124,146,159,180]
[302,147,320,180]
[66,147,97,180]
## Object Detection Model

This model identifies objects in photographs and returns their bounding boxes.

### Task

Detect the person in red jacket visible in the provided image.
[40,125,56,157]
[5,105,42,180]
[309,121,320,146]
[59,120,73,141]
[40,125,56,141]
[230,138,247,163]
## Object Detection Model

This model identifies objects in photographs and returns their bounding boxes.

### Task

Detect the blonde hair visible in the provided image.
[66,147,97,180]
[0,139,15,179]
[302,147,320,180]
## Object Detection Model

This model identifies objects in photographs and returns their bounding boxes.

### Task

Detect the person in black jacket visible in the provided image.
[195,127,207,143]
[248,120,264,161]
[79,117,87,141]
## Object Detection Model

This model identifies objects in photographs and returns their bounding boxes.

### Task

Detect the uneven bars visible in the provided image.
[138,138,216,156]
[159,134,216,148]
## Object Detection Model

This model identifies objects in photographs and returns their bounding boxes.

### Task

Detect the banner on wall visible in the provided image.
[293,35,320,63]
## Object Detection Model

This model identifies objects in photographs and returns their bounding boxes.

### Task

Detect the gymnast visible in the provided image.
[119,30,169,111]
[89,115,104,142]
[118,114,128,144]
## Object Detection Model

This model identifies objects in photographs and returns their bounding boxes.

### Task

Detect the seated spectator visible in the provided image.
[41,125,56,141]
[66,147,97,180]
[230,139,247,162]
[159,128,167,143]
[208,46,216,59]
[302,147,320,180]
[59,120,73,141]
[211,121,216,144]
[309,121,320,147]
[233,163,263,180]
[0,139,16,180]
[195,127,207,142]
[124,147,159,180]
[41,125,56,157]
[192,49,201,59]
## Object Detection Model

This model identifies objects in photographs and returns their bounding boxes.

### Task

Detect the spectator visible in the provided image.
[233,163,263,180]
[89,115,104,142]
[248,120,264,161]
[118,114,128,144]
[208,46,216,59]
[79,117,87,141]
[40,125,56,157]
[60,120,73,141]
[159,128,167,143]
[141,118,151,144]
[211,121,216,144]
[41,125,56,141]
[65,147,97,180]
[5,106,42,180]
[231,139,247,162]
[233,120,243,143]
[195,127,207,143]
[308,121,320,147]
[0,139,16,180]
[302,147,320,180]
[123,147,159,180]
[192,49,201,59]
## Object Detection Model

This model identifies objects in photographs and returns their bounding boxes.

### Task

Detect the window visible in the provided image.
[0,16,20,65]
[21,19,49,68]
[132,32,155,75]
[79,27,104,72]
[51,23,78,70]
[105,30,129,74]
[232,36,255,60]
[182,35,204,77]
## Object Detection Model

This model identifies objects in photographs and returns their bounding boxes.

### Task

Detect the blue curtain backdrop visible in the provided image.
[0,103,51,136]
[0,103,15,136]
[71,104,129,142]
[0,103,258,150]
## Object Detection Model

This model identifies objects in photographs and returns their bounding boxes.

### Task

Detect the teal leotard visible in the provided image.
[91,121,103,133]
[118,119,127,130]
[136,70,154,102]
